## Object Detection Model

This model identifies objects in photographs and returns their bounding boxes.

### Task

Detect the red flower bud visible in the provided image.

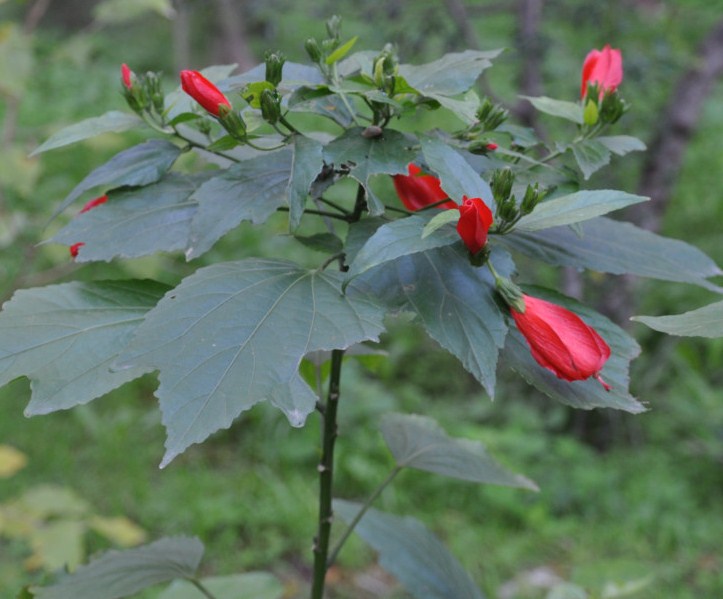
[180,70,231,117]
[511,294,611,390]
[486,142,498,151]
[69,242,85,258]
[392,163,456,211]
[121,63,133,89]
[581,45,623,98]
[79,194,108,214]
[456,196,493,255]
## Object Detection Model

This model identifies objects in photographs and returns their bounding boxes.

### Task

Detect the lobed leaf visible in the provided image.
[632,300,723,338]
[0,280,168,416]
[51,173,210,262]
[288,135,325,231]
[399,50,501,97]
[30,111,144,156]
[596,135,646,156]
[520,95,583,124]
[334,501,486,599]
[352,241,513,396]
[323,128,417,215]
[186,149,293,259]
[420,136,493,205]
[32,537,203,599]
[381,413,537,489]
[571,139,611,180]
[116,259,386,467]
[515,190,648,231]
[495,216,723,291]
[54,139,181,219]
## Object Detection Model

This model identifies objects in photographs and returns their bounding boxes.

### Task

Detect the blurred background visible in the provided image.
[1,0,722,597]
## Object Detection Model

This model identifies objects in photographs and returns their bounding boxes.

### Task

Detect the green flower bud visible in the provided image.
[218,105,247,141]
[600,91,626,124]
[326,15,342,40]
[583,99,599,126]
[491,168,515,204]
[260,89,281,124]
[498,195,518,222]
[305,38,322,63]
[520,183,542,215]
[264,51,286,87]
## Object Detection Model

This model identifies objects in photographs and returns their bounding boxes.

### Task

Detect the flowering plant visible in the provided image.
[2,18,722,599]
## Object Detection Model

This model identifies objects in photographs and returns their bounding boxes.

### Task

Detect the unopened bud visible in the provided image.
[218,105,247,141]
[498,195,518,222]
[305,38,322,63]
[495,275,525,313]
[326,15,342,40]
[599,92,626,124]
[491,168,514,204]
[520,183,542,215]
[260,89,281,124]
[583,99,599,126]
[265,51,286,87]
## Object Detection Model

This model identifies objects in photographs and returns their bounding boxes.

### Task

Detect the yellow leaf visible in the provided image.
[0,444,28,478]
[89,515,147,547]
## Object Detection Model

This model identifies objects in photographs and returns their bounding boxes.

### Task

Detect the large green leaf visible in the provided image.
[501,286,645,413]
[288,86,355,127]
[323,127,417,215]
[495,217,723,292]
[50,173,209,262]
[632,300,723,338]
[116,259,386,467]
[355,245,512,396]
[420,137,493,205]
[54,140,181,219]
[345,214,459,282]
[158,573,283,599]
[596,135,646,156]
[571,139,611,180]
[429,90,482,124]
[381,413,537,490]
[31,111,144,156]
[32,537,203,599]
[515,190,648,231]
[399,50,501,96]
[520,96,583,124]
[186,149,292,259]
[0,280,168,415]
[334,501,485,599]
[288,135,325,231]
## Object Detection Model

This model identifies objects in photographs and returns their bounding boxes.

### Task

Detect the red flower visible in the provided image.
[581,45,623,98]
[392,164,456,211]
[80,195,108,213]
[486,143,498,151]
[511,294,611,390]
[69,242,85,258]
[121,63,133,89]
[456,196,493,255]
[180,70,231,117]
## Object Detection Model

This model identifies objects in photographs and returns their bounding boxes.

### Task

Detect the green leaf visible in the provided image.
[571,139,611,180]
[399,50,501,96]
[596,135,647,156]
[32,537,203,599]
[158,573,283,599]
[326,36,359,64]
[502,286,645,413]
[334,500,486,599]
[345,214,459,283]
[420,137,493,205]
[427,90,482,125]
[116,259,386,467]
[520,96,584,124]
[29,520,86,572]
[495,217,723,291]
[294,232,343,254]
[0,280,168,416]
[323,128,417,215]
[422,209,460,238]
[288,87,355,127]
[50,173,209,262]
[516,190,648,231]
[30,111,144,156]
[186,149,292,259]
[54,140,181,220]
[242,81,275,108]
[355,245,512,396]
[288,135,325,231]
[381,413,537,489]
[632,300,723,338]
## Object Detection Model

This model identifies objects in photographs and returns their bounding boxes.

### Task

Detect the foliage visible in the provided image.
[1,7,722,599]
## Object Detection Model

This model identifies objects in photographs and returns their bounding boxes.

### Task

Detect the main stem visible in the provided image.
[310,348,345,599]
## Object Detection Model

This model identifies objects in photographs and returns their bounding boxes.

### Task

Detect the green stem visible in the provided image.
[188,578,218,599]
[310,349,345,599]
[327,466,402,567]
[276,206,350,222]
